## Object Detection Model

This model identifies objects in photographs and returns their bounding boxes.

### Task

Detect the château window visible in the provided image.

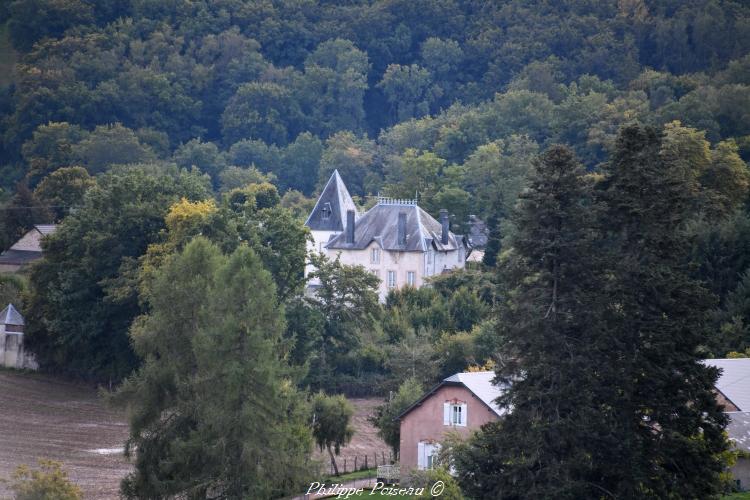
[387,270,396,288]
[406,271,416,286]
[321,203,332,221]
[371,247,380,264]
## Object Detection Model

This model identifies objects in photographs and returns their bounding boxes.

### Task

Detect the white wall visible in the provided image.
[328,241,466,302]
[305,229,340,285]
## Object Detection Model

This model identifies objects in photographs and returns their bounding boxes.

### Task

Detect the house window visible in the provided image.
[371,269,380,279]
[387,270,396,288]
[418,442,441,470]
[406,271,416,286]
[443,402,467,427]
[371,247,380,264]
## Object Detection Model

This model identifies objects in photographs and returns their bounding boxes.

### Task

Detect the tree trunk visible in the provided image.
[328,445,339,476]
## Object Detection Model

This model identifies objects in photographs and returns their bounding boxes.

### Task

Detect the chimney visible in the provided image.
[397,212,407,246]
[440,209,449,245]
[346,210,355,244]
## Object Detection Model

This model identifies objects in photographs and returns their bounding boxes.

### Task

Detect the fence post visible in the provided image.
[375,453,378,468]
[382,451,385,464]
[365,455,368,469]
[344,458,347,474]
[355,456,358,471]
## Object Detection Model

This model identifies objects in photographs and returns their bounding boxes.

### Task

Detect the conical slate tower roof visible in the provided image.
[0,304,24,326]
[305,170,358,231]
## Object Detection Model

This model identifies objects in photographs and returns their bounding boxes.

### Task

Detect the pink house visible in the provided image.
[397,371,503,473]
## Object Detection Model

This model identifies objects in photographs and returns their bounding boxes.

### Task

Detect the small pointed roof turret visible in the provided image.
[305,170,358,231]
[0,304,24,326]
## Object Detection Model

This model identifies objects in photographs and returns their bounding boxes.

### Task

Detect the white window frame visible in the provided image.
[371,269,380,279]
[371,247,380,264]
[417,441,441,470]
[443,401,467,427]
[387,270,396,289]
[406,271,416,287]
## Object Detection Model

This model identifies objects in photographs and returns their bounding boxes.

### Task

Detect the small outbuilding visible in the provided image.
[0,304,37,370]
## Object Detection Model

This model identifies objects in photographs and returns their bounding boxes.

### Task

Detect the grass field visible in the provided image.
[0,23,17,88]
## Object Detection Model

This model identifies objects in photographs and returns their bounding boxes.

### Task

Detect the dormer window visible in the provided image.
[321,203,332,221]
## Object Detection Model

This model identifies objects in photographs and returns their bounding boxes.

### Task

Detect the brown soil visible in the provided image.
[0,370,389,497]
[0,369,130,499]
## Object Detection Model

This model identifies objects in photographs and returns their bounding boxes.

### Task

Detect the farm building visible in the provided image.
[398,362,750,488]
[0,224,57,273]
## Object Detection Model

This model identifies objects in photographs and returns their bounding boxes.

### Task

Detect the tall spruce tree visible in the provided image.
[599,125,729,498]
[115,238,313,499]
[454,145,622,498]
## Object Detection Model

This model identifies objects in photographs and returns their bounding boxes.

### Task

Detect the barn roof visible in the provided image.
[326,200,463,252]
[305,170,358,232]
[0,304,24,326]
[0,249,44,266]
[727,412,750,453]
[703,358,750,411]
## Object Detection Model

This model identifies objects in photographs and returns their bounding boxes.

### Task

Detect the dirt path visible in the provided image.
[0,370,130,499]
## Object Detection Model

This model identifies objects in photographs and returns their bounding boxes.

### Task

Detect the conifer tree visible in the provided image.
[454,145,621,498]
[115,238,313,499]
[599,124,729,498]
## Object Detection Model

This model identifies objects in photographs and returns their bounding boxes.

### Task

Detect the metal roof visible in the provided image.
[326,202,462,252]
[727,412,750,453]
[305,170,358,232]
[444,371,504,416]
[0,304,24,326]
[397,371,505,421]
[703,358,750,411]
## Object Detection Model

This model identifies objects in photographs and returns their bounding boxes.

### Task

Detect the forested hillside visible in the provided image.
[1,0,750,210]
[2,1,750,497]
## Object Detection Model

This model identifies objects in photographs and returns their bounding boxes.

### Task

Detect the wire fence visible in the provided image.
[327,450,395,476]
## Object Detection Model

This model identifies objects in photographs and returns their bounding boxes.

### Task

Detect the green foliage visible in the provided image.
[0,273,25,310]
[405,467,464,500]
[24,165,211,380]
[33,166,94,221]
[305,253,380,392]
[369,377,424,459]
[115,238,313,499]
[311,392,354,476]
[71,124,155,174]
[5,459,82,500]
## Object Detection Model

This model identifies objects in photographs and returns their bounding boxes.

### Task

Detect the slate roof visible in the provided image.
[727,412,750,453]
[397,371,505,420]
[0,249,43,266]
[703,358,750,411]
[305,170,358,232]
[326,201,463,252]
[0,304,24,326]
